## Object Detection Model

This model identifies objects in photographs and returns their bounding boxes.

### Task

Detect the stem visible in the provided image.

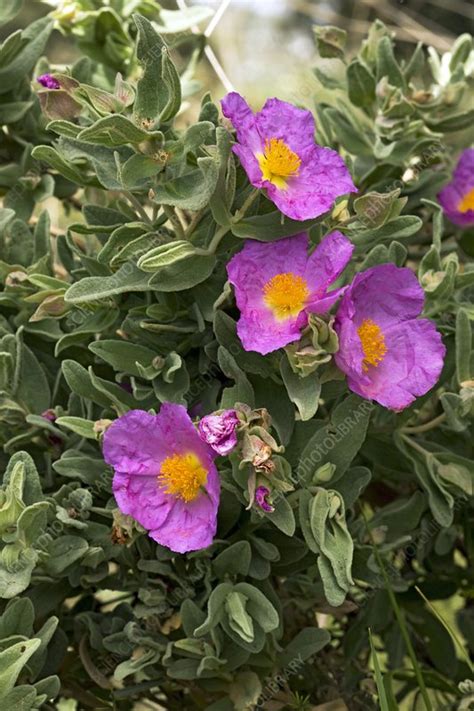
[400,433,432,458]
[184,208,205,238]
[362,510,433,711]
[232,188,259,223]
[401,413,446,434]
[162,205,185,239]
[200,189,260,255]
[123,191,153,226]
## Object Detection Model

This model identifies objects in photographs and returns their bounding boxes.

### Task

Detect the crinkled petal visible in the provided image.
[255,97,316,155]
[149,464,220,553]
[103,404,215,477]
[236,306,307,354]
[221,92,262,153]
[305,231,354,293]
[103,410,166,476]
[113,471,173,531]
[345,319,445,411]
[266,144,357,221]
[438,148,474,227]
[344,263,425,329]
[306,285,349,314]
[227,233,310,354]
[334,308,366,381]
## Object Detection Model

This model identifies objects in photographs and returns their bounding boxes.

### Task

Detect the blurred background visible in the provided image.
[3,0,472,107]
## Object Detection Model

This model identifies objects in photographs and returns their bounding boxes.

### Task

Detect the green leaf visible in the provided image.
[376,35,406,88]
[233,583,279,633]
[44,536,89,575]
[297,395,372,483]
[147,252,216,291]
[138,241,197,271]
[64,263,152,304]
[347,59,376,106]
[133,14,167,125]
[152,157,219,211]
[280,355,321,421]
[0,0,23,27]
[455,308,471,385]
[369,630,392,711]
[77,115,152,147]
[214,541,252,578]
[218,346,254,409]
[279,627,331,666]
[310,489,354,606]
[89,340,158,377]
[159,48,181,122]
[0,18,53,94]
[231,211,318,241]
[55,416,96,440]
[0,639,41,697]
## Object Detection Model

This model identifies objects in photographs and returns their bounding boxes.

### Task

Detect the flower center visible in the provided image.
[263,272,309,320]
[257,138,301,189]
[357,318,387,371]
[458,187,474,213]
[158,453,207,503]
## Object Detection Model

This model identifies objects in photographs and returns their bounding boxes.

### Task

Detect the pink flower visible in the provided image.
[334,264,446,411]
[221,93,356,221]
[227,231,353,354]
[103,404,220,554]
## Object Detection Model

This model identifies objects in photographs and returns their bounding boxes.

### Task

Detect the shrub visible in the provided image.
[0,3,472,709]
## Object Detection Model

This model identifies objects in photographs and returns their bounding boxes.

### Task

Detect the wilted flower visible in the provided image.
[103,404,220,554]
[227,231,353,354]
[334,264,445,411]
[438,149,474,227]
[37,74,61,90]
[198,409,239,456]
[255,486,274,513]
[221,93,356,221]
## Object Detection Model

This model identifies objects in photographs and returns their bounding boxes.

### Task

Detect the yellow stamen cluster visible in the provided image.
[357,318,387,371]
[158,452,207,503]
[458,187,474,213]
[257,138,301,189]
[263,272,309,321]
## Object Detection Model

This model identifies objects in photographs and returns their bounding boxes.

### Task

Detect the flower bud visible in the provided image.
[198,409,239,456]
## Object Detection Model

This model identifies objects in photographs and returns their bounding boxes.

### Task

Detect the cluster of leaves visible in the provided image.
[0,2,472,709]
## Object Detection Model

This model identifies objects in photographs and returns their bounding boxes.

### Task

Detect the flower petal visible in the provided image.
[345,319,446,410]
[226,233,310,354]
[149,464,220,553]
[221,92,262,152]
[438,148,474,227]
[113,471,173,531]
[305,231,354,293]
[255,97,316,155]
[342,263,425,329]
[103,409,166,476]
[266,144,357,221]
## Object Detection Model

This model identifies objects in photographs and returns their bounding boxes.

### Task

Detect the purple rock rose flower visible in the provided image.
[255,486,274,513]
[438,149,474,227]
[37,74,61,90]
[103,404,220,554]
[198,409,239,456]
[221,93,356,221]
[334,264,445,411]
[226,231,354,355]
